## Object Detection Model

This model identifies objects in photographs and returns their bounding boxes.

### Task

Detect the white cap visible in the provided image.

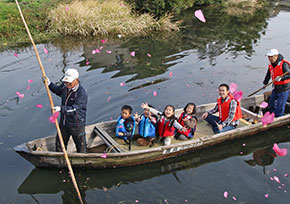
[62,69,79,83]
[267,49,279,56]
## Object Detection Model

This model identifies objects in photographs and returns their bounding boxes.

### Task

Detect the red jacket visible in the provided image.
[157,117,175,137]
[217,94,242,122]
[176,112,197,137]
[268,59,290,85]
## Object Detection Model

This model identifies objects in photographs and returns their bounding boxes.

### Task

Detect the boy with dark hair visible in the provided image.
[202,83,242,134]
[116,105,136,150]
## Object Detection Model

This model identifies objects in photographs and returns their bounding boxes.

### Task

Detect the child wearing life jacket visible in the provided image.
[115,105,136,150]
[175,103,198,140]
[141,103,186,146]
[134,104,157,146]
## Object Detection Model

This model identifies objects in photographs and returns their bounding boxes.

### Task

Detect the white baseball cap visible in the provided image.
[62,69,79,83]
[266,49,279,56]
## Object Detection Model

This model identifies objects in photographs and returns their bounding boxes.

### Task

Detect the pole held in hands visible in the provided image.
[15,1,84,203]
[248,71,290,97]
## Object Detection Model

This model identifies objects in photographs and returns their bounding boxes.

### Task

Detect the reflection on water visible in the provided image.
[18,126,290,203]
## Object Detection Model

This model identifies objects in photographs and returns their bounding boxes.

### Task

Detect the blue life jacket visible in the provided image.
[138,115,156,138]
[115,115,136,140]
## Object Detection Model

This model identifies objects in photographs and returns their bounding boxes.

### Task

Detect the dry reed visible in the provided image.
[224,0,265,17]
[48,0,179,37]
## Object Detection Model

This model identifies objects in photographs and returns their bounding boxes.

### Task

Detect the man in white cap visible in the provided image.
[44,69,88,152]
[263,49,290,117]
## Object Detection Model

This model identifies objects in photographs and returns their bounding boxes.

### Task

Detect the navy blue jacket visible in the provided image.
[49,82,88,127]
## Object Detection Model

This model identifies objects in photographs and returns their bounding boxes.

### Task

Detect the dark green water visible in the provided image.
[1,2,290,204]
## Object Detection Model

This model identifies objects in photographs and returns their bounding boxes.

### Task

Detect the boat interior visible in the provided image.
[25,92,290,154]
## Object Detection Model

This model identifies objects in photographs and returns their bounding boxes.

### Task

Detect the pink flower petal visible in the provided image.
[101,153,107,158]
[232,196,237,201]
[27,85,30,91]
[101,39,107,44]
[120,3,125,6]
[260,101,268,109]
[153,91,157,96]
[233,90,243,101]
[36,104,43,108]
[86,61,90,65]
[169,72,173,77]
[273,169,277,171]
[243,143,246,146]
[273,143,287,157]
[16,92,24,99]
[284,174,289,177]
[135,200,139,203]
[49,112,59,123]
[65,7,69,12]
[261,112,275,126]
[14,53,18,57]
[270,177,274,181]
[130,51,135,57]
[194,9,206,23]
[92,50,96,54]
[265,194,269,198]
[274,176,280,183]
[120,82,125,86]
[43,48,48,54]
[28,79,33,83]
[229,82,238,93]
[224,191,228,198]
[147,53,151,57]
[106,50,112,54]
[99,46,103,50]
[107,96,111,102]
[96,48,100,53]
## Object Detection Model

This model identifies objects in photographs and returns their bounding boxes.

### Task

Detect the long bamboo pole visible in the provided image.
[248,71,290,97]
[15,1,84,203]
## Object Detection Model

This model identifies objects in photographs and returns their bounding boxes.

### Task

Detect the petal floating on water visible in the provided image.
[27,85,30,91]
[264,194,269,198]
[107,96,111,102]
[14,53,18,57]
[28,79,33,83]
[194,9,206,23]
[36,104,43,108]
[153,91,157,96]
[43,48,48,54]
[232,196,237,201]
[229,82,238,93]
[120,82,125,86]
[274,176,280,183]
[224,191,228,198]
[147,53,151,57]
[169,72,173,77]
[273,143,287,157]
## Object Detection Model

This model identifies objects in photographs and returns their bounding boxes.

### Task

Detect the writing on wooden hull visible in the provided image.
[162,141,203,154]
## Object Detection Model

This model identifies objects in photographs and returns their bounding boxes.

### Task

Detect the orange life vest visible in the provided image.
[176,112,197,137]
[217,94,242,122]
[268,59,290,85]
[157,117,175,137]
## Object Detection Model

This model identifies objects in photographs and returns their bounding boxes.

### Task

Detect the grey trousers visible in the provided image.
[55,125,87,153]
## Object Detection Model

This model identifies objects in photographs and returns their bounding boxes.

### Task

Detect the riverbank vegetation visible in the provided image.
[48,0,179,37]
[0,0,267,49]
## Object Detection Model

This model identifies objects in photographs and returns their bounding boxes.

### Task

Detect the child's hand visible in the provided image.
[181,127,187,132]
[134,112,139,119]
[183,117,189,122]
[118,132,124,136]
[141,102,149,110]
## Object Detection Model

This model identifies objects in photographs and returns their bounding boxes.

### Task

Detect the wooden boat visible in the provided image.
[14,93,290,169]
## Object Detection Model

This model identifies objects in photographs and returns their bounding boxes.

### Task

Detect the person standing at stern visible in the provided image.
[263,49,290,117]
[44,69,88,153]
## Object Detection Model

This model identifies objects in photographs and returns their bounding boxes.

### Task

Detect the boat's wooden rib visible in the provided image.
[13,94,290,169]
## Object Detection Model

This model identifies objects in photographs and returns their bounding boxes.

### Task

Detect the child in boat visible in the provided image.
[134,104,157,146]
[115,105,136,148]
[175,103,198,140]
[141,103,186,146]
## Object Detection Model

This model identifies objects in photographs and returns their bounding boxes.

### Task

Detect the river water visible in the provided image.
[1,2,290,204]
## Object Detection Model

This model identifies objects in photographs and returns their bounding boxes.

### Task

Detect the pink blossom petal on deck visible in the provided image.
[36,104,43,108]
[273,143,287,157]
[106,50,112,54]
[120,82,125,86]
[101,40,106,44]
[147,53,151,57]
[229,82,238,93]
[194,9,206,23]
[274,176,280,183]
[260,101,268,109]
[99,46,103,50]
[14,53,18,57]
[153,91,157,96]
[28,79,33,83]
[43,48,48,54]
[107,96,111,102]
[224,191,228,198]
[27,85,30,91]
[130,51,135,57]
[96,49,100,53]
[92,50,96,54]
[261,112,275,126]
[265,194,269,198]
[101,153,107,158]
[169,72,173,77]
[233,90,243,101]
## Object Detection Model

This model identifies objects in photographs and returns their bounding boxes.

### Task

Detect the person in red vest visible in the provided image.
[263,49,290,117]
[202,83,242,134]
